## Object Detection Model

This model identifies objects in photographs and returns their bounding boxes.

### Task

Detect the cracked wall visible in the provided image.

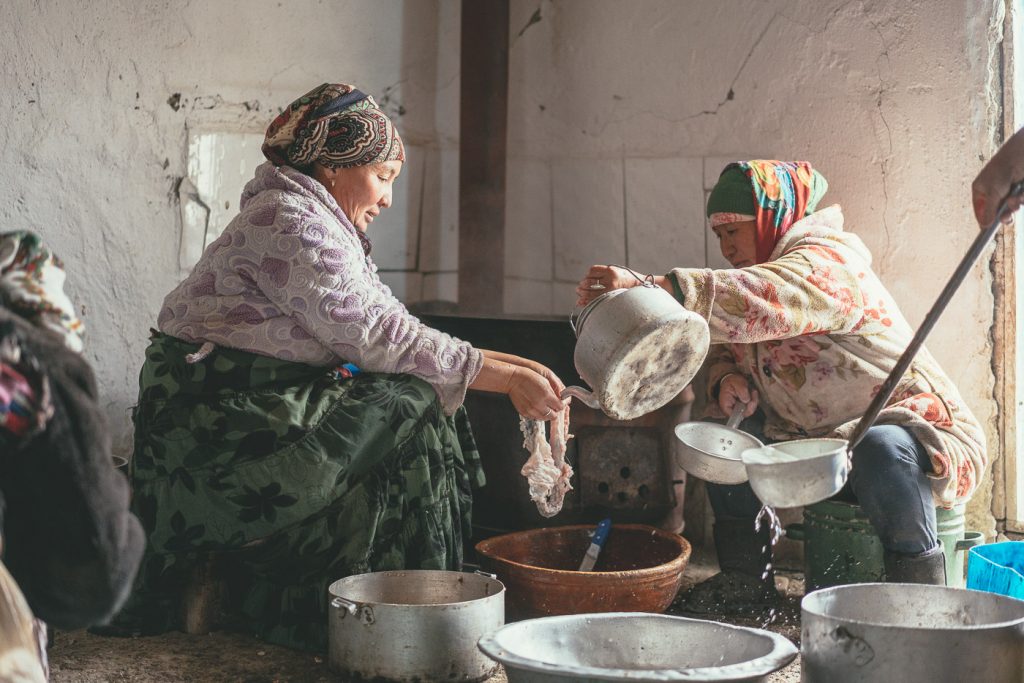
[503,0,1005,532]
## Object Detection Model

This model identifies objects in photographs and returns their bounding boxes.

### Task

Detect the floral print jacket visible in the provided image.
[668,205,985,508]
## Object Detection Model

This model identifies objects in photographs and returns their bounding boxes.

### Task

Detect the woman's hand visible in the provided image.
[507,366,567,421]
[472,350,566,420]
[972,127,1024,228]
[718,373,759,417]
[575,265,642,307]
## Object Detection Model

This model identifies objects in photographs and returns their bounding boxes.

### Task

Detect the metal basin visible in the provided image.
[802,583,1024,681]
[478,612,797,682]
[674,422,763,484]
[328,570,504,682]
[741,438,848,508]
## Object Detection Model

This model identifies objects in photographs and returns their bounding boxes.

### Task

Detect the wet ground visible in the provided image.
[49,551,802,682]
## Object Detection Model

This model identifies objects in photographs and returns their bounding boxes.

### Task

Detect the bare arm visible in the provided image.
[973,127,1024,227]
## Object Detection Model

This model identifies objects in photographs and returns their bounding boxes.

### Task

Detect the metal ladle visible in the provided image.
[742,181,1024,508]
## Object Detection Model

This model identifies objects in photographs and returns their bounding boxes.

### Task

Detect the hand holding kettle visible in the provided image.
[575,264,673,307]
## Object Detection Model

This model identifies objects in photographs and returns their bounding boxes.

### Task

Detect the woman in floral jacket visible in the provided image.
[576,160,985,605]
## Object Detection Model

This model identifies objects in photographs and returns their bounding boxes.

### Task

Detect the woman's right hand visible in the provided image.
[508,366,567,421]
[718,373,759,417]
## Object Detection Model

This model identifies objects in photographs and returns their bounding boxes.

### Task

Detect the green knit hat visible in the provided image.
[706,166,755,217]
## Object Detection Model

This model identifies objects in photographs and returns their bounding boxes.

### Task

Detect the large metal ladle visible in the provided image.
[742,181,1024,508]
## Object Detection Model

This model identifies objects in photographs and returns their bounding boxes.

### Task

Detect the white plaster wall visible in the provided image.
[504,0,1005,530]
[0,0,458,454]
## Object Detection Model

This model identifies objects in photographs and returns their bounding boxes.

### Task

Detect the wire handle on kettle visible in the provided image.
[571,264,656,335]
[608,263,657,288]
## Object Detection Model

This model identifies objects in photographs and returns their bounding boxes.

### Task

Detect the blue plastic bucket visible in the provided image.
[967,541,1024,599]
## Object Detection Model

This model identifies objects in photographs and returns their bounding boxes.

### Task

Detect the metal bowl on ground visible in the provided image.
[740,438,848,508]
[328,570,504,682]
[802,583,1024,682]
[475,524,690,620]
[674,422,763,484]
[478,612,798,682]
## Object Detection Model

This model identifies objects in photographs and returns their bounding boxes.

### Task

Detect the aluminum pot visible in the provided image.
[328,570,504,682]
[478,612,797,682]
[802,583,1024,682]
[740,438,848,508]
[565,284,710,421]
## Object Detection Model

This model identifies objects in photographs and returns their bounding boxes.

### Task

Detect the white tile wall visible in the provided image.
[422,271,458,303]
[505,157,553,281]
[624,157,706,273]
[552,280,581,316]
[419,146,459,272]
[504,278,553,315]
[372,144,425,271]
[551,159,626,281]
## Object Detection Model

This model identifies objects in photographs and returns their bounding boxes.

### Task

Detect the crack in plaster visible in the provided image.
[866,12,895,264]
[585,12,779,138]
[679,12,780,122]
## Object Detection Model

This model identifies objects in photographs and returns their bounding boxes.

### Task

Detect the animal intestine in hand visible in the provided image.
[519,403,574,518]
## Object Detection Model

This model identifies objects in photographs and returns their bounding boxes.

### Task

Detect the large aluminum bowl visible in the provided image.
[478,612,797,682]
[674,422,763,484]
[741,438,848,508]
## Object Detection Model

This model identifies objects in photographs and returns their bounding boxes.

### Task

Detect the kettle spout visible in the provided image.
[561,386,602,410]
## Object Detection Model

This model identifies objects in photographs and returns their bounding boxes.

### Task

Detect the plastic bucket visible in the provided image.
[785,500,981,589]
[967,541,1024,600]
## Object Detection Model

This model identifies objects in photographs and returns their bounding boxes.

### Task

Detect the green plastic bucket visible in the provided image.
[785,500,982,589]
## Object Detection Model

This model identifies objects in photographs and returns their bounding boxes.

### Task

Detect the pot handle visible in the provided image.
[331,596,358,615]
[785,523,806,542]
[562,386,602,410]
[956,530,985,551]
[474,570,497,580]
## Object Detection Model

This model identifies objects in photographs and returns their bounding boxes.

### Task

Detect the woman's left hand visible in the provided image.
[575,265,642,307]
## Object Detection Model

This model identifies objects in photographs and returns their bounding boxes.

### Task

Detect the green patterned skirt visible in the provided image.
[125,334,484,651]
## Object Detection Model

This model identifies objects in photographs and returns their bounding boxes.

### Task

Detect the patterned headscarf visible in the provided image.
[262,83,405,170]
[0,231,84,353]
[707,160,829,264]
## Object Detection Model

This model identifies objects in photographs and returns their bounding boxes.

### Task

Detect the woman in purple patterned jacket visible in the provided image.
[110,84,565,651]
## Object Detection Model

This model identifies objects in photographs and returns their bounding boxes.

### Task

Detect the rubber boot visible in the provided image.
[883,542,947,585]
[675,517,778,615]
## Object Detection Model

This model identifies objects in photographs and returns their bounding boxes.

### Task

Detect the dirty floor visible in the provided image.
[49,552,802,682]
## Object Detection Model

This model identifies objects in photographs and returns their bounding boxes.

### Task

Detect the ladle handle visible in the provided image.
[846,180,1024,454]
[726,401,746,429]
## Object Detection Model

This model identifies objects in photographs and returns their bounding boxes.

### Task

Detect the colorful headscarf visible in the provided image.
[262,83,405,170]
[707,160,829,263]
[0,231,84,353]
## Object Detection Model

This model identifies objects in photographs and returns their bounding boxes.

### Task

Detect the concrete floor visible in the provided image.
[48,553,802,682]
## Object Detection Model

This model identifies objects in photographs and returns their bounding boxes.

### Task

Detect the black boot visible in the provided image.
[883,543,947,585]
[676,517,778,615]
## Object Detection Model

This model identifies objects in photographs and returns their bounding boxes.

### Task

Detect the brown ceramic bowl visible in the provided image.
[475,524,690,620]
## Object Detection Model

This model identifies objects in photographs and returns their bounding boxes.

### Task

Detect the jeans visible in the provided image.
[707,423,938,555]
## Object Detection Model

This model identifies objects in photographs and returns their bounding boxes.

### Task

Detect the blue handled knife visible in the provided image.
[578,518,612,572]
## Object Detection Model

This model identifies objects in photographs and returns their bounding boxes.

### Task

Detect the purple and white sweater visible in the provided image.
[158,162,483,415]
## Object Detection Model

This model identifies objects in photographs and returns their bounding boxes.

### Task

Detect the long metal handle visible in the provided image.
[847,180,1024,453]
[331,596,358,615]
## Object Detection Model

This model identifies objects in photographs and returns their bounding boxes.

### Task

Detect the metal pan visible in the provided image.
[674,402,761,484]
